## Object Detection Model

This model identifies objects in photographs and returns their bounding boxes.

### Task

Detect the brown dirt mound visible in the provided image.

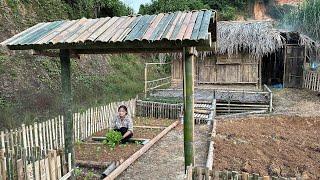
[214,115,320,179]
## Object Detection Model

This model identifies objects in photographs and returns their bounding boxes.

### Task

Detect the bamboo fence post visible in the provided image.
[0,148,6,180]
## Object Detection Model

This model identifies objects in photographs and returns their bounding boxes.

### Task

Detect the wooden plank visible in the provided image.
[242,172,249,180]
[16,159,24,180]
[48,150,56,180]
[0,149,6,180]
[39,159,47,180]
[59,169,74,180]
[186,166,193,180]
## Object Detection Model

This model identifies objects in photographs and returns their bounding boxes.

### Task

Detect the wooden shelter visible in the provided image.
[171,20,307,90]
[1,10,217,172]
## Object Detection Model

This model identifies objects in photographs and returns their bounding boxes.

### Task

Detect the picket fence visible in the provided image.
[0,98,136,179]
[303,70,320,92]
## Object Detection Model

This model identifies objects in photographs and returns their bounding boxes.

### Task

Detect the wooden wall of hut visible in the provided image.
[171,57,183,87]
[171,54,261,88]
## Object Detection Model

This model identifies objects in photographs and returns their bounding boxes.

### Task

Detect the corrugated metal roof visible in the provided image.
[1,10,215,51]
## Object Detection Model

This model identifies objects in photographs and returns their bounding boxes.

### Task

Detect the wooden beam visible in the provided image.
[183,47,195,170]
[60,49,75,171]
[33,50,80,58]
[104,120,180,180]
[7,39,211,51]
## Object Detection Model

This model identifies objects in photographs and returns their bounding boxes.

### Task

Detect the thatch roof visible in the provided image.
[217,20,284,58]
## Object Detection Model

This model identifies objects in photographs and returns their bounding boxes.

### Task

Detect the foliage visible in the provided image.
[266,4,295,20]
[139,0,258,20]
[282,0,320,41]
[203,0,247,20]
[103,130,123,149]
[66,0,133,18]
[74,168,82,177]
[139,0,209,14]
[84,170,94,180]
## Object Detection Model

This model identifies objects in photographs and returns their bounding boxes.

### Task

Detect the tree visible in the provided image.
[282,0,320,41]
[139,0,209,15]
[65,0,133,18]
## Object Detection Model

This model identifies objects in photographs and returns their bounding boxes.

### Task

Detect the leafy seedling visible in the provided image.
[103,130,122,149]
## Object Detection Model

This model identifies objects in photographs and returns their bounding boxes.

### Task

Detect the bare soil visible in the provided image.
[92,127,162,139]
[133,117,174,127]
[74,119,174,179]
[273,88,320,116]
[213,115,320,179]
[75,143,142,163]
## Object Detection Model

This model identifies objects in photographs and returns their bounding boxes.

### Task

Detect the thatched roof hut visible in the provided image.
[169,20,313,89]
[216,20,284,58]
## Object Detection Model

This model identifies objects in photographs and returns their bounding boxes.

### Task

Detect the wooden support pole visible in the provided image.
[183,47,195,170]
[144,64,147,98]
[60,49,74,170]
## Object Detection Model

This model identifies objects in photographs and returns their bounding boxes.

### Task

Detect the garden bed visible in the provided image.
[91,127,162,139]
[74,117,174,179]
[213,115,320,179]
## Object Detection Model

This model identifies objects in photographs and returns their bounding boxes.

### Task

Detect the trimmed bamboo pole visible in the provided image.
[60,49,74,170]
[183,47,196,170]
[144,64,148,98]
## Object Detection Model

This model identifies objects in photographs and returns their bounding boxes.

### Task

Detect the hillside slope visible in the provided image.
[0,1,150,129]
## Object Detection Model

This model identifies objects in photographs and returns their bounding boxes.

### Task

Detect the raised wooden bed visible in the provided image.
[74,120,180,179]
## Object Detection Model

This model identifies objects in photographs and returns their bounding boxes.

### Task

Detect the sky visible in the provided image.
[120,0,152,13]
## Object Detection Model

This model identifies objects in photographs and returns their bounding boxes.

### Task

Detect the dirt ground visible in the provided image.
[92,127,162,139]
[273,88,320,116]
[75,143,142,163]
[213,115,320,179]
[133,117,174,127]
[74,118,171,180]
[117,124,209,180]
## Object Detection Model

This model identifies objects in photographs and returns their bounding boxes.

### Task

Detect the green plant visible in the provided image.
[84,170,94,180]
[103,130,122,149]
[74,167,82,177]
[135,140,142,145]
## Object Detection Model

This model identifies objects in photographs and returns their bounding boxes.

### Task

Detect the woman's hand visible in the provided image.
[122,130,132,139]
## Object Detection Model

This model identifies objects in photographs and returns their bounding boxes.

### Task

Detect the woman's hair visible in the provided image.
[118,105,128,115]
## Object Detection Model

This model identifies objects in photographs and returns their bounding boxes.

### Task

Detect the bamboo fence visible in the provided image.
[186,166,302,180]
[136,100,181,119]
[303,70,320,92]
[0,98,136,179]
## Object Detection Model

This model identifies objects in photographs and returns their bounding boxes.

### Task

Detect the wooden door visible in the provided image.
[284,45,305,88]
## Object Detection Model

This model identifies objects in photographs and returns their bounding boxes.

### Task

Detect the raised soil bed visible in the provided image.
[213,115,320,179]
[74,118,175,179]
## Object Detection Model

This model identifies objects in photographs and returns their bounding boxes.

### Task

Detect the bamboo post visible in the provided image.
[144,64,148,98]
[60,49,74,170]
[183,47,196,170]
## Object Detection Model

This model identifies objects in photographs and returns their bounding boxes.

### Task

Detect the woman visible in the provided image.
[113,105,133,143]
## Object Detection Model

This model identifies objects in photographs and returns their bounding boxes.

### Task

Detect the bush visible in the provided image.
[103,130,122,148]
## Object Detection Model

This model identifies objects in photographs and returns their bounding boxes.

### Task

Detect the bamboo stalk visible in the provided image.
[183,47,196,169]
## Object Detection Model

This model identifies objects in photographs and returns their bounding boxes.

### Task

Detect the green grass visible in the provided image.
[282,0,320,41]
[0,53,166,130]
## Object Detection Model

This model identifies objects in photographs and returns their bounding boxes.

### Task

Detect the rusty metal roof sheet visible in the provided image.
[1,10,216,51]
